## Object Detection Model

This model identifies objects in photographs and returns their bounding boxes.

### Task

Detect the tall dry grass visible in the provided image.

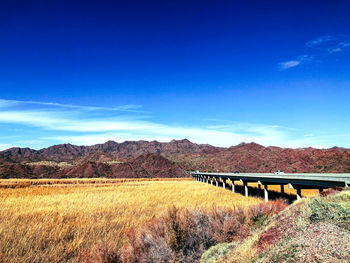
[0,179,262,263]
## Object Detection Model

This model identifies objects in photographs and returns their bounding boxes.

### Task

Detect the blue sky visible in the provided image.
[1,1,350,150]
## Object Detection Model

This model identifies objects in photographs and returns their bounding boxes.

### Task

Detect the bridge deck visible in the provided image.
[191,172,350,201]
[191,172,350,189]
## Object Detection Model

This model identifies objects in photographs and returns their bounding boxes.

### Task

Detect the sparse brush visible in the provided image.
[309,198,350,230]
[121,201,286,263]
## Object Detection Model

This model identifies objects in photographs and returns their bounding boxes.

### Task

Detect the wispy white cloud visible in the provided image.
[0,109,283,146]
[0,99,144,112]
[279,34,350,70]
[306,34,350,54]
[279,55,312,70]
[0,99,341,149]
[327,38,350,54]
[279,60,301,70]
[0,99,19,108]
[306,35,336,47]
[0,111,157,132]
[329,47,342,53]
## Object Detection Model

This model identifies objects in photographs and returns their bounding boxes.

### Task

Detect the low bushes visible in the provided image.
[119,199,287,263]
[309,195,350,230]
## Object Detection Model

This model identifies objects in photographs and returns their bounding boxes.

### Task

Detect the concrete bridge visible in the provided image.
[191,171,350,202]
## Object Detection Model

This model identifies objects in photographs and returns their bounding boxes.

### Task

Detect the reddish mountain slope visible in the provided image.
[0,162,60,179]
[1,139,350,178]
[109,153,186,178]
[0,139,219,163]
[0,153,186,179]
[171,142,350,173]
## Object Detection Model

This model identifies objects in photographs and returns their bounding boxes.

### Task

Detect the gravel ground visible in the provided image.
[292,222,350,262]
[260,221,350,263]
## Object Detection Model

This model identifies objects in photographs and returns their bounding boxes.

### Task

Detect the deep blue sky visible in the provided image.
[1,1,350,149]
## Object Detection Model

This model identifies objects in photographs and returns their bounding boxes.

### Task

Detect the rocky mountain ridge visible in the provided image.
[1,139,350,178]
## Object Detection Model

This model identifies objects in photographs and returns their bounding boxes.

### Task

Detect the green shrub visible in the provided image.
[200,243,235,263]
[308,198,350,229]
[268,243,302,263]
[326,191,350,208]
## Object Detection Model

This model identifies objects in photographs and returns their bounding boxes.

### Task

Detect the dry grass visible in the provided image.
[0,177,192,188]
[0,178,262,263]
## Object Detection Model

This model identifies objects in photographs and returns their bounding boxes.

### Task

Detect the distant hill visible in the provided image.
[0,153,186,179]
[0,139,218,163]
[1,139,350,178]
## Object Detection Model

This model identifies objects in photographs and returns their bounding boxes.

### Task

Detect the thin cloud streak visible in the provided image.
[279,60,300,70]
[0,99,144,112]
[306,35,336,47]
[279,34,350,70]
[279,55,312,70]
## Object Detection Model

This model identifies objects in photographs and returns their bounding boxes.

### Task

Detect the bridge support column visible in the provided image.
[232,180,235,193]
[258,184,261,196]
[206,177,209,184]
[264,185,269,202]
[222,179,226,190]
[296,188,302,200]
[244,181,248,197]
[216,179,219,187]
[280,184,285,197]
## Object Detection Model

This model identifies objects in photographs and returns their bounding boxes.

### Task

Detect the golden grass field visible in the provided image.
[0,178,269,263]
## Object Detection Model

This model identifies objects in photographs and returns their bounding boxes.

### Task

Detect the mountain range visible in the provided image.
[1,139,350,178]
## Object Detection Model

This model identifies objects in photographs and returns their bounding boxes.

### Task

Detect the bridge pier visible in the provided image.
[280,184,285,197]
[216,178,219,187]
[222,179,226,190]
[244,181,248,197]
[264,184,269,202]
[296,188,302,200]
[258,183,261,196]
[231,180,235,193]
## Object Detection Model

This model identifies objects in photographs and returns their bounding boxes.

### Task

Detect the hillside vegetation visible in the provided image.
[212,189,350,263]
